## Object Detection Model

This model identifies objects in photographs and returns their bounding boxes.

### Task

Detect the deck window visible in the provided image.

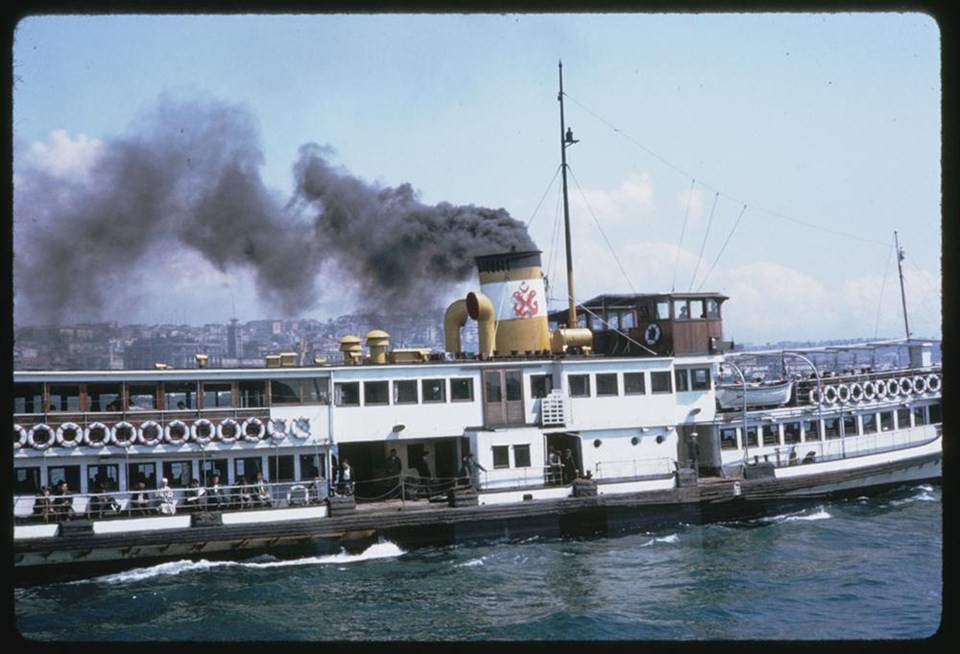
[48,465,81,494]
[912,406,927,426]
[824,418,840,439]
[651,371,673,394]
[203,382,233,409]
[783,422,801,444]
[802,419,821,441]
[929,402,941,423]
[624,372,646,395]
[596,373,619,396]
[762,424,778,446]
[514,444,531,468]
[862,413,878,434]
[422,379,446,403]
[896,407,911,429]
[842,415,858,437]
[298,453,324,480]
[364,381,389,405]
[163,461,194,489]
[335,382,361,406]
[164,381,197,410]
[239,380,266,408]
[88,383,122,411]
[48,384,81,412]
[234,456,265,481]
[127,383,157,410]
[14,383,44,414]
[720,428,738,450]
[302,378,329,404]
[87,464,120,492]
[270,455,296,483]
[691,368,711,391]
[492,445,510,469]
[568,374,591,397]
[270,379,301,404]
[744,426,758,448]
[879,411,894,432]
[451,378,474,402]
[14,467,41,494]
[201,458,228,486]
[394,380,418,404]
[674,370,690,392]
[530,374,553,399]
[127,463,158,490]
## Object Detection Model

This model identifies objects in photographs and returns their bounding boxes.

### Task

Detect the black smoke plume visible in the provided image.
[13,95,535,326]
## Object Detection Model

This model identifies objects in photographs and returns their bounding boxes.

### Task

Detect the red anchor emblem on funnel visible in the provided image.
[512,281,539,317]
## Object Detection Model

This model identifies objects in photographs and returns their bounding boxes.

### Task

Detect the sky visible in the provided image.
[10,12,943,345]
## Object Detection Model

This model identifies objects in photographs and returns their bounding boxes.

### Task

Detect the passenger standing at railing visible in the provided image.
[561,449,578,485]
[338,460,354,496]
[157,478,177,515]
[183,479,206,511]
[254,471,272,507]
[207,475,225,509]
[460,452,487,490]
[386,449,403,497]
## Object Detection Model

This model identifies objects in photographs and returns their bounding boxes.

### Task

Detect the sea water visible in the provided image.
[14,483,942,642]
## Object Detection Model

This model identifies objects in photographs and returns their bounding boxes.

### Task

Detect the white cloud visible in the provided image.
[23,129,104,180]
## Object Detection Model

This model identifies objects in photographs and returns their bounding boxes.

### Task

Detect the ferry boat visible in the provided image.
[12,65,942,586]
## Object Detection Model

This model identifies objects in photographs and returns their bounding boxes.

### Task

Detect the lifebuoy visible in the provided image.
[286,484,310,506]
[83,422,111,447]
[268,418,288,440]
[139,420,162,445]
[242,417,265,441]
[14,424,27,450]
[290,417,310,439]
[837,384,851,403]
[113,421,136,447]
[809,387,822,404]
[192,418,214,444]
[849,383,864,402]
[57,422,83,447]
[218,418,239,442]
[644,323,662,346]
[927,374,941,393]
[164,419,189,444]
[886,378,900,397]
[912,376,927,394]
[899,377,913,395]
[28,424,53,450]
[822,385,838,405]
[862,381,877,400]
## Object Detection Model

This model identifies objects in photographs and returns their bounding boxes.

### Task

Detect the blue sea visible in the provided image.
[13,483,942,642]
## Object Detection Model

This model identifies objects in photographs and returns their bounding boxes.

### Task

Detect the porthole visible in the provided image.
[593,439,602,448]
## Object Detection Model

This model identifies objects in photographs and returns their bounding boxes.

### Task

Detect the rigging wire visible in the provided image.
[873,236,896,339]
[696,203,748,293]
[525,165,562,230]
[671,178,696,293]
[688,191,719,293]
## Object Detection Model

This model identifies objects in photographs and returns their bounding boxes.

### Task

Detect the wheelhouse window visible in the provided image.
[335,382,361,406]
[624,372,646,395]
[364,381,389,405]
[13,383,43,414]
[451,378,474,402]
[492,445,510,469]
[691,368,711,391]
[88,382,123,411]
[48,384,81,412]
[568,374,591,398]
[394,380,418,404]
[530,374,553,399]
[655,300,670,320]
[705,298,720,319]
[127,383,157,410]
[673,299,690,320]
[203,382,233,409]
[514,444,531,468]
[270,379,301,404]
[239,380,266,408]
[422,379,446,403]
[621,311,636,329]
[651,371,673,394]
[596,373,619,396]
[164,381,197,410]
[674,370,690,392]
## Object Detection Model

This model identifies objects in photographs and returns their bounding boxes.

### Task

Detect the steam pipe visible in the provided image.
[466,291,496,357]
[443,299,469,354]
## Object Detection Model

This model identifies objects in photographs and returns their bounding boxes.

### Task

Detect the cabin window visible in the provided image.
[127,383,157,410]
[802,419,821,441]
[451,378,474,402]
[691,368,711,391]
[674,370,690,392]
[164,381,197,410]
[48,384,81,412]
[203,382,233,409]
[783,422,801,444]
[621,311,636,329]
[270,455,296,482]
[270,379,301,404]
[929,402,941,423]
[364,381,389,405]
[705,298,720,319]
[862,413,878,434]
[568,374,591,397]
[298,454,323,480]
[163,461,193,489]
[624,372,646,395]
[394,380,418,404]
[13,383,43,414]
[128,463,158,489]
[762,424,779,446]
[655,300,670,320]
[492,445,510,469]
[530,374,553,399]
[87,464,120,492]
[896,407,911,429]
[201,458,228,486]
[824,418,840,439]
[14,467,41,494]
[88,383,123,412]
[842,415,858,437]
[422,379,446,403]
[912,406,927,426]
[48,465,81,494]
[744,426,758,448]
[651,371,673,394]
[302,378,329,404]
[514,444,531,468]
[607,313,619,330]
[239,380,266,408]
[505,371,523,401]
[879,411,894,432]
[234,456,265,482]
[335,382,361,406]
[673,299,690,320]
[720,428,738,450]
[596,373,619,396]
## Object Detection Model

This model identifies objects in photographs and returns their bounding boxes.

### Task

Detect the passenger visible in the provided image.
[33,486,56,522]
[130,481,152,515]
[386,448,403,497]
[547,449,562,485]
[183,478,206,511]
[337,459,353,496]
[176,401,186,409]
[53,480,75,521]
[235,476,254,509]
[561,449,578,485]
[88,482,120,519]
[157,478,177,515]
[460,452,487,490]
[416,452,432,480]
[254,471,272,508]
[207,475,226,510]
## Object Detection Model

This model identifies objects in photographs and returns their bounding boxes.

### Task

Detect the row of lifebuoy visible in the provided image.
[16,416,312,450]
[808,373,941,405]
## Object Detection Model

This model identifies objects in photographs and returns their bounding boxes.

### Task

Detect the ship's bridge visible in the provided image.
[549,292,728,357]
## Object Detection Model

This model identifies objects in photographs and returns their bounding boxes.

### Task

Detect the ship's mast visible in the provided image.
[558,60,579,327]
[894,230,912,340]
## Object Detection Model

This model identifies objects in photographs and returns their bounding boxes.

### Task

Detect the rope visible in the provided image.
[672,178,696,292]
[689,191,719,292]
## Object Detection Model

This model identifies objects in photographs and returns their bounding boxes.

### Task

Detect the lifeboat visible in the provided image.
[164,420,189,444]
[27,424,54,450]
[58,422,84,447]
[242,417,265,441]
[218,418,239,443]
[191,418,214,444]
